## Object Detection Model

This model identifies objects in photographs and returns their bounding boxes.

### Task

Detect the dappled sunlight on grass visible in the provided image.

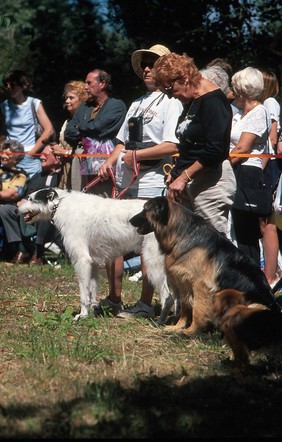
[1,261,282,437]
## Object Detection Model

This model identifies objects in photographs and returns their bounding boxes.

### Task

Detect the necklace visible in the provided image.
[176,99,196,137]
[183,99,195,120]
[250,101,259,110]
[243,100,260,116]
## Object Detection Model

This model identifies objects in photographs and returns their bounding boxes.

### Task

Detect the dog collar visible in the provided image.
[50,194,60,221]
[51,203,59,219]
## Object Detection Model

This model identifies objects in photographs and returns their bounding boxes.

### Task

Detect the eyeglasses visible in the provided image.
[140,60,156,70]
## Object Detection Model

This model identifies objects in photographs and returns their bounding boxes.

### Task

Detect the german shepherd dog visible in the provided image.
[130,196,280,335]
[213,289,282,370]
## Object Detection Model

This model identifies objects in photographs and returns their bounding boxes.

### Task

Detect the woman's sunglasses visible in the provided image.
[140,60,156,70]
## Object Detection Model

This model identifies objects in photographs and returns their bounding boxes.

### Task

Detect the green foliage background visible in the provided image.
[0,0,281,134]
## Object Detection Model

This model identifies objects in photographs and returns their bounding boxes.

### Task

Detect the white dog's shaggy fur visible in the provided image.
[18,188,174,322]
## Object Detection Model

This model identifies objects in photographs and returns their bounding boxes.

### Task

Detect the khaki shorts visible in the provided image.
[183,159,236,236]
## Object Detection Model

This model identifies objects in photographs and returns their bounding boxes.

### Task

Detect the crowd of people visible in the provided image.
[0,42,281,322]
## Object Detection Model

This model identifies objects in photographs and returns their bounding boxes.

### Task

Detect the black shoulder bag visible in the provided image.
[125,93,165,169]
[232,110,274,217]
[232,166,273,216]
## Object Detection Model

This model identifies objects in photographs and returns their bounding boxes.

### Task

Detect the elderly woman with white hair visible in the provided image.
[229,67,272,268]
[200,65,230,95]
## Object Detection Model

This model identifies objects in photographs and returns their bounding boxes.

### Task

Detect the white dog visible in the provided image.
[18,188,174,322]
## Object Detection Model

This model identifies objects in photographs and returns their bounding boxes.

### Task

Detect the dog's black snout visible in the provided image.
[130,210,154,235]
[130,212,144,227]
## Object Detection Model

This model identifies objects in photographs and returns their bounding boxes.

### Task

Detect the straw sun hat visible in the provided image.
[131,44,171,79]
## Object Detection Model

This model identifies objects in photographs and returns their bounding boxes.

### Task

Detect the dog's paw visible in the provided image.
[164,324,185,333]
[156,318,166,326]
[73,312,89,321]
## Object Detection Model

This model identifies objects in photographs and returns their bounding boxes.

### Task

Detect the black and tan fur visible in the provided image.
[213,289,282,370]
[130,196,280,335]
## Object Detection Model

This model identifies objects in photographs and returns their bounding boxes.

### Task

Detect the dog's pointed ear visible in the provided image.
[213,289,245,316]
[147,196,169,225]
[47,188,58,202]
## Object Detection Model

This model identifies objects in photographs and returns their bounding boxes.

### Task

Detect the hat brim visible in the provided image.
[131,50,160,79]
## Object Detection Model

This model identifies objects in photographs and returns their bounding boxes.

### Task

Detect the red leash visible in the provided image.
[81,167,116,196]
[81,151,140,199]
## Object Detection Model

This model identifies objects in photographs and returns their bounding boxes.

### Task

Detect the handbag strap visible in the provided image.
[131,92,165,118]
[31,99,37,125]
[264,108,271,154]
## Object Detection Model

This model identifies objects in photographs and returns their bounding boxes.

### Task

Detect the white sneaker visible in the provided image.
[128,271,142,282]
[117,300,155,319]
[45,242,62,255]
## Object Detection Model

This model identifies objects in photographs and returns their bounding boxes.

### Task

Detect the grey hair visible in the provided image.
[1,139,25,162]
[200,66,230,95]
[231,67,264,100]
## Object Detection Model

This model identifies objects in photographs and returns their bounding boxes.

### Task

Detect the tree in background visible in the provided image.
[108,0,281,69]
[0,0,135,132]
[0,0,281,133]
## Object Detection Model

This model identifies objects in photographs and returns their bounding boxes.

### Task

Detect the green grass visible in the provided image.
[1,259,282,438]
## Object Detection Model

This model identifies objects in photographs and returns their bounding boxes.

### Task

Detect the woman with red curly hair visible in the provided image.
[152,52,236,236]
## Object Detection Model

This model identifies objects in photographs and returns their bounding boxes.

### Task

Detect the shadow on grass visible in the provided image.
[1,363,282,438]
